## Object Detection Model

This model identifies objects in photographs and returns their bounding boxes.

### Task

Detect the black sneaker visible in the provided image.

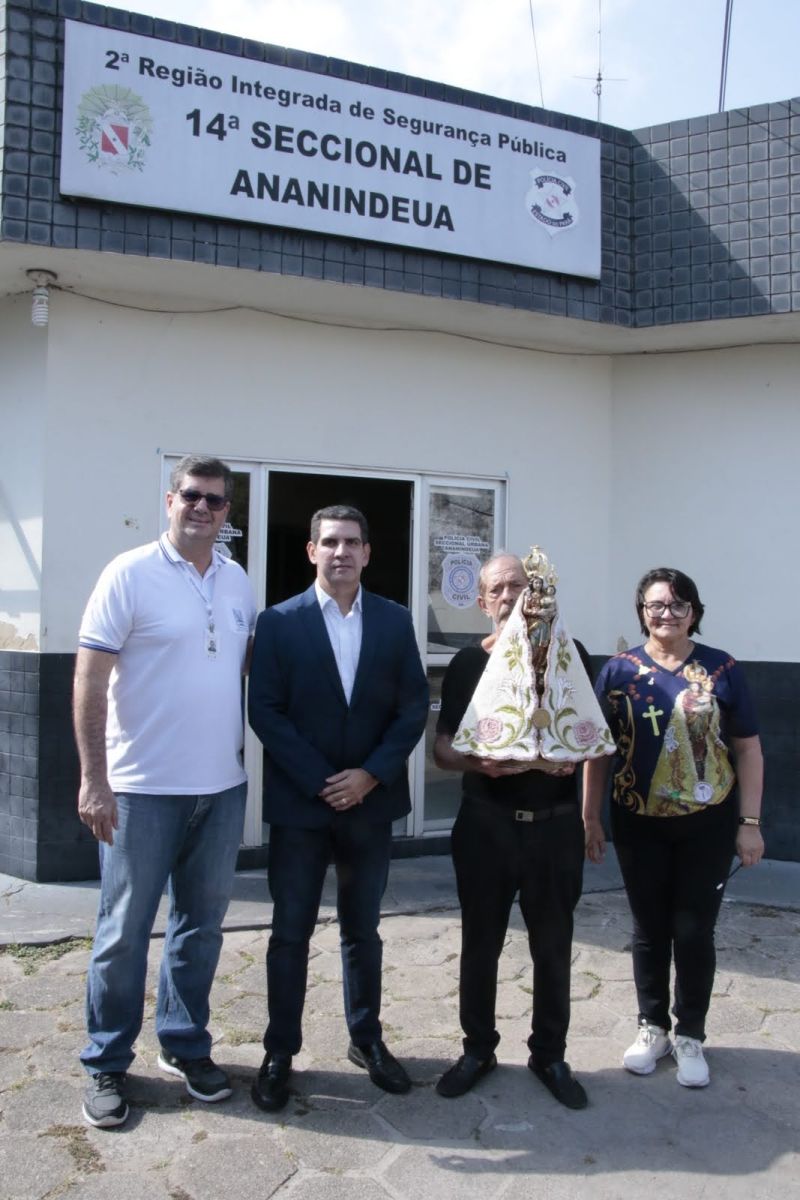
[83,1072,129,1128]
[157,1051,232,1102]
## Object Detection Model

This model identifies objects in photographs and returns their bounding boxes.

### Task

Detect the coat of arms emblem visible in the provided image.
[76,85,153,174]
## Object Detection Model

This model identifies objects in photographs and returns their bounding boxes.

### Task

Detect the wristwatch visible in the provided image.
[738,815,761,827]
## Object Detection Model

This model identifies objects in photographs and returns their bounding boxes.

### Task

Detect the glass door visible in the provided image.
[412,478,506,835]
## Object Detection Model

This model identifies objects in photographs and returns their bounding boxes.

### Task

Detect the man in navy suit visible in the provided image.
[248,505,429,1112]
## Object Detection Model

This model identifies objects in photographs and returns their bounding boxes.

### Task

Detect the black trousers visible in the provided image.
[611,799,737,1041]
[265,821,393,1057]
[451,796,584,1065]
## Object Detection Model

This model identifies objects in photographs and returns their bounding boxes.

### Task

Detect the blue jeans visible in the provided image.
[81,784,246,1075]
[265,820,393,1057]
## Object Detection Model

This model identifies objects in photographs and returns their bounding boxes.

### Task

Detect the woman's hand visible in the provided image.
[730,736,764,869]
[736,823,764,868]
[583,816,606,864]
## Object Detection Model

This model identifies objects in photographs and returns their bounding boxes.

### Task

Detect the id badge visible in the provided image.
[205,628,218,659]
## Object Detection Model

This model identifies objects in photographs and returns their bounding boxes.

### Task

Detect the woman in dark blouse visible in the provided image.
[583,567,764,1088]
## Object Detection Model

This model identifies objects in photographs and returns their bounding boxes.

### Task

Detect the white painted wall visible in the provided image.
[39,290,613,652]
[0,294,46,648]
[31,290,796,663]
[610,345,800,661]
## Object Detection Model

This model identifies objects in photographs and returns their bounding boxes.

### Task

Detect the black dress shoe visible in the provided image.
[348,1040,411,1094]
[436,1053,497,1098]
[251,1053,292,1112]
[528,1057,588,1110]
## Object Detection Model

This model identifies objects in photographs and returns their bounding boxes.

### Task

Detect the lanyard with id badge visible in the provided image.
[177,558,219,659]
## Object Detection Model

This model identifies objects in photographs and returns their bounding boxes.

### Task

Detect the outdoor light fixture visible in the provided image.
[26,269,58,327]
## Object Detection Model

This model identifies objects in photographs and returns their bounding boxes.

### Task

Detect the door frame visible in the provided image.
[162,455,506,845]
[411,475,507,836]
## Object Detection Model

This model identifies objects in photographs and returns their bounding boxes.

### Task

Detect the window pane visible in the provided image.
[216,471,250,570]
[427,485,495,653]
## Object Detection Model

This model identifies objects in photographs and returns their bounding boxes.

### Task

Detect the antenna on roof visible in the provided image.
[527,0,546,109]
[574,0,625,123]
[718,0,734,111]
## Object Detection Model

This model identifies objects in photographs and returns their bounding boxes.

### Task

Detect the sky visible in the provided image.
[121,0,800,131]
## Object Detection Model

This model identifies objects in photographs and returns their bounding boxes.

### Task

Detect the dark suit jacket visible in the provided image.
[248,585,429,828]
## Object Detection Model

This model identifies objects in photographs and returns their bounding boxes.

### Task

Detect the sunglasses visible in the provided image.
[178,488,228,512]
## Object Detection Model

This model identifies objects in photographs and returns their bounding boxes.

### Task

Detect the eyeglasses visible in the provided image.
[643,600,691,618]
[177,488,228,512]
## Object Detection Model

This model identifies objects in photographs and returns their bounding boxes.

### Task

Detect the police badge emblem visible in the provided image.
[525,172,579,237]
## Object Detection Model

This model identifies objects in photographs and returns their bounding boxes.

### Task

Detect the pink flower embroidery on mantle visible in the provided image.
[475,716,503,743]
[573,719,599,747]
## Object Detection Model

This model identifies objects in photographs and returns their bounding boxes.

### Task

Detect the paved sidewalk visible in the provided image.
[0,853,798,1199]
[3,847,799,945]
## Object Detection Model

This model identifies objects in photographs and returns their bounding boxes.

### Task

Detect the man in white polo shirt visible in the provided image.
[74,454,256,1129]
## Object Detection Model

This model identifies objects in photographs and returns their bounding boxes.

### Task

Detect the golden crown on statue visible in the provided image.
[522,545,559,590]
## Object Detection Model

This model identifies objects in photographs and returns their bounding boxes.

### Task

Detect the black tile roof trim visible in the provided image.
[2,0,800,327]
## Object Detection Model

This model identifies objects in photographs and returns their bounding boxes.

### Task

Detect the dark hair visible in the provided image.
[309,505,369,544]
[170,454,234,500]
[635,567,705,636]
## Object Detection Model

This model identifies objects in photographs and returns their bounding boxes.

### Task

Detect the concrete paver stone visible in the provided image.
[0,1133,75,1200]
[0,854,798,1200]
[761,1011,800,1052]
[58,1173,172,1200]
[168,1135,296,1200]
[281,1107,394,1171]
[281,1174,394,1200]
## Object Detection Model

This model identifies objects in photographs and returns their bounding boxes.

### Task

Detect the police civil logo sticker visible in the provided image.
[75,85,153,174]
[441,553,481,610]
[525,172,579,237]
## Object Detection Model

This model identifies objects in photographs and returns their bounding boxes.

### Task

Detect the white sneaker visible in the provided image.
[672,1036,710,1087]
[622,1023,672,1075]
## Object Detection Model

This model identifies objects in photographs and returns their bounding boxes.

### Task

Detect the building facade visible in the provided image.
[1,0,798,879]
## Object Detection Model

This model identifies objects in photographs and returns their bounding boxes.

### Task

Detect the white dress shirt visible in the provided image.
[315,581,363,704]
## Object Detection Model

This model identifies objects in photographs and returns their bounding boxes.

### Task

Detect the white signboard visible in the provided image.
[60,21,602,278]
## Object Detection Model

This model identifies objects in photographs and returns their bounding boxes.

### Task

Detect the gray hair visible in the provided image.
[478,551,525,594]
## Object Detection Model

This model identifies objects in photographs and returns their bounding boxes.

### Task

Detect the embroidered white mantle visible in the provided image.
[452,595,616,762]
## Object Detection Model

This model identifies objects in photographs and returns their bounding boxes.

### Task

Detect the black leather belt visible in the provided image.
[514,801,577,823]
